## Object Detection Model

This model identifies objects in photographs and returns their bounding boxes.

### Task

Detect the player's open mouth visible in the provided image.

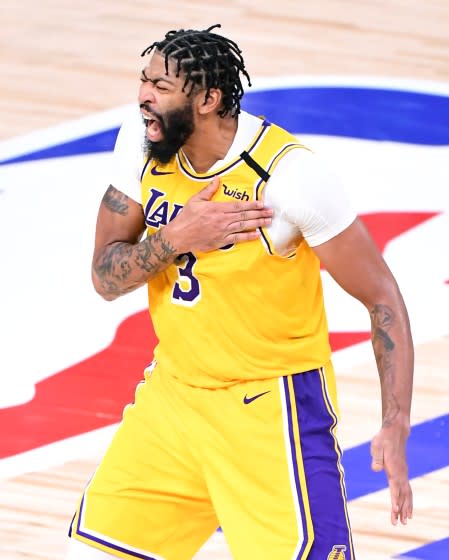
[141,109,163,143]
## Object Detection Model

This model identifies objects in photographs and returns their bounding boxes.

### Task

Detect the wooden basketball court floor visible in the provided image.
[1,1,449,559]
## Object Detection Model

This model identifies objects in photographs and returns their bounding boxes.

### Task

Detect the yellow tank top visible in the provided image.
[141,118,331,388]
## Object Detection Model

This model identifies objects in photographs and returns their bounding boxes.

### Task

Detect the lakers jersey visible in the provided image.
[141,118,331,387]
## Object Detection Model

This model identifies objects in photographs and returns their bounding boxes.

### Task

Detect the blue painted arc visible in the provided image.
[344,414,449,559]
[396,537,449,559]
[1,86,449,165]
[243,87,449,145]
[344,413,449,500]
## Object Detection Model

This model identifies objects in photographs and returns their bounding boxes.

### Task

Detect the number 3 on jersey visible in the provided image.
[172,252,201,306]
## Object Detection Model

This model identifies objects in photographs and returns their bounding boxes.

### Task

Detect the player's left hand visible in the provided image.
[370,419,413,526]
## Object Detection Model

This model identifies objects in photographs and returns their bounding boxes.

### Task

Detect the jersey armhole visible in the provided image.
[256,143,310,259]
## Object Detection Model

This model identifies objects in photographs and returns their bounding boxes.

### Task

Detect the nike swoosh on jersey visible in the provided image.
[243,390,271,404]
[151,164,174,176]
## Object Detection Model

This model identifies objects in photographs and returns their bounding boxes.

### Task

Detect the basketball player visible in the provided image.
[65,24,413,560]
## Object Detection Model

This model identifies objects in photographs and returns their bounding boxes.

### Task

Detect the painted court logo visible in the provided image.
[0,76,448,560]
[327,544,346,559]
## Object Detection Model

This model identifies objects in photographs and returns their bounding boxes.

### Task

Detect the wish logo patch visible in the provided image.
[223,183,249,201]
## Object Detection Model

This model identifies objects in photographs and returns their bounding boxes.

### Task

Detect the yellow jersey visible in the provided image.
[141,118,331,388]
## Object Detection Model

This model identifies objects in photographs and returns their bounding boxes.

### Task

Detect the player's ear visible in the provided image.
[196,88,222,115]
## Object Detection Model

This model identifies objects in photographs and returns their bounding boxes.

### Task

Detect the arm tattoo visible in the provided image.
[370,304,399,426]
[102,185,129,216]
[94,229,177,298]
[134,230,177,272]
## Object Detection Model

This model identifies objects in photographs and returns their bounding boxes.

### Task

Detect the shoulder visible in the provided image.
[109,105,146,204]
[268,147,339,196]
[266,147,357,246]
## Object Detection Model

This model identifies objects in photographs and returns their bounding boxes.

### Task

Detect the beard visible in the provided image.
[143,101,195,164]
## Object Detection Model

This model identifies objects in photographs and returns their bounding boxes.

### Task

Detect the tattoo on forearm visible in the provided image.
[102,185,129,216]
[374,328,394,352]
[134,230,177,272]
[94,229,177,297]
[370,304,399,426]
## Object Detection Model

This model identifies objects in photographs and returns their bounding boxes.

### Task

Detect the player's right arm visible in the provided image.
[92,177,272,301]
[92,184,174,301]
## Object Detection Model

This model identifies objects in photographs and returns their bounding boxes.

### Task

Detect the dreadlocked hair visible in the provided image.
[141,24,251,118]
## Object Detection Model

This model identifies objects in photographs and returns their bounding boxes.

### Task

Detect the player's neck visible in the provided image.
[181,115,238,174]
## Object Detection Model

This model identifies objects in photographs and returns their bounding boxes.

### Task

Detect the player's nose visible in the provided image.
[138,82,156,105]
